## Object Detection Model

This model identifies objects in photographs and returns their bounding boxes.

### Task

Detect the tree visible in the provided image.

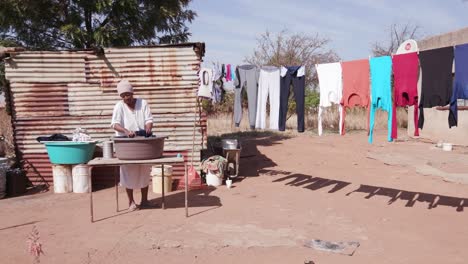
[245,30,339,119]
[246,30,340,90]
[0,0,197,50]
[371,23,423,56]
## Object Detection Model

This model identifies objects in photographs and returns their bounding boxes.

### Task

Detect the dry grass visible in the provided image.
[207,106,408,136]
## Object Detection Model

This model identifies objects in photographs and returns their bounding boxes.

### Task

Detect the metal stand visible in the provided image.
[223,148,241,178]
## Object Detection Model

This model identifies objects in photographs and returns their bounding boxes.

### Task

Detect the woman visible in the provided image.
[111,79,154,211]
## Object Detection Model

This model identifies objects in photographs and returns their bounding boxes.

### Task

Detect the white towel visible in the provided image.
[317,62,343,136]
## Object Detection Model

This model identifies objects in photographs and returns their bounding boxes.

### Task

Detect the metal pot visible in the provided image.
[221,139,239,150]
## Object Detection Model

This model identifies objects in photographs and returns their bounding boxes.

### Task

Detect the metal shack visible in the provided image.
[3,43,206,187]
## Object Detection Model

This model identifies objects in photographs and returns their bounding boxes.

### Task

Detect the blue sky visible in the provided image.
[188,0,468,66]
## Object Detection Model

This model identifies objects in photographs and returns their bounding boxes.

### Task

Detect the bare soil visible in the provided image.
[1,130,468,264]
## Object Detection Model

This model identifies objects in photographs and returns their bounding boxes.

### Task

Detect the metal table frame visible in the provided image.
[87,157,187,222]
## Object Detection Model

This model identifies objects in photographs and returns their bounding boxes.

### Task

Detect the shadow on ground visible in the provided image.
[148,186,221,211]
[93,187,222,222]
[206,131,292,181]
[270,170,468,212]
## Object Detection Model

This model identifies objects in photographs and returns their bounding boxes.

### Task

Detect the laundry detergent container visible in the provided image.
[44,141,97,164]
[113,136,165,160]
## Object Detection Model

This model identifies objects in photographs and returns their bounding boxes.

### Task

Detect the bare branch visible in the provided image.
[371,23,423,56]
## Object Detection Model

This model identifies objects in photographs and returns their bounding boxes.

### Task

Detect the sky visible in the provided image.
[188,0,468,66]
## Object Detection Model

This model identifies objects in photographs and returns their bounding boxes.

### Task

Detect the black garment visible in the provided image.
[418,47,454,129]
[135,130,153,137]
[36,134,70,142]
[279,66,305,132]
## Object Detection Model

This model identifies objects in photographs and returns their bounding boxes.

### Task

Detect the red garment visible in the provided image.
[340,59,370,135]
[391,52,419,139]
[226,64,232,81]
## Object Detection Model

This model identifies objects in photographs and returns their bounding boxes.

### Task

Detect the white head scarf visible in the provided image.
[117,80,134,95]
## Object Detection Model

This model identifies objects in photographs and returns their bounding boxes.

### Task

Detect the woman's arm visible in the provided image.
[113,123,135,138]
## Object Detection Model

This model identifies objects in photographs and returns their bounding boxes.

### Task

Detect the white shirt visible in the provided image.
[111,98,153,136]
[317,62,343,136]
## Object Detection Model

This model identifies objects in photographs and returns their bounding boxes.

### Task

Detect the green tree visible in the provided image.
[0,0,197,50]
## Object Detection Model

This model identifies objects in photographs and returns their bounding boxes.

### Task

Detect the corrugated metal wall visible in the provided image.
[4,43,206,187]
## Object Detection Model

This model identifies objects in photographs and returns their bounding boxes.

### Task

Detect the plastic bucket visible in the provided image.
[206,170,222,186]
[113,137,164,160]
[44,141,96,164]
[151,165,172,194]
[52,165,73,193]
[72,164,90,193]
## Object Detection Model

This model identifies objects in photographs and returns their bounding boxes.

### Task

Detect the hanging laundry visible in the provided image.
[231,65,236,82]
[211,64,224,103]
[340,59,370,135]
[234,65,259,129]
[225,64,232,82]
[317,62,343,136]
[279,66,306,132]
[391,52,420,140]
[198,67,213,98]
[449,43,468,127]
[369,56,393,143]
[256,66,281,130]
[418,47,454,129]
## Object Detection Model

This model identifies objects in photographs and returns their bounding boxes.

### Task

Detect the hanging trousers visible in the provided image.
[234,65,259,129]
[256,66,280,130]
[279,66,305,132]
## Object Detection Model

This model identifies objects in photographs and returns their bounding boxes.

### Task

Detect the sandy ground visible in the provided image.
[1,130,468,264]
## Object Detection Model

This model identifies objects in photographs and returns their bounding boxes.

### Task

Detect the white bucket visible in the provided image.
[0,158,8,199]
[72,164,91,193]
[151,165,173,194]
[442,143,453,152]
[206,170,222,187]
[52,165,73,193]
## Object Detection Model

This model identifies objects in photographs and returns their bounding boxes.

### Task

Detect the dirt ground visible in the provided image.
[1,130,468,264]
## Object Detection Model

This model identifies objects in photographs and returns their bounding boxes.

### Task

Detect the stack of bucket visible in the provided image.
[151,165,173,194]
[52,164,91,193]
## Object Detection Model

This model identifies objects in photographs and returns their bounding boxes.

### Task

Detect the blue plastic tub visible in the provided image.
[43,141,97,164]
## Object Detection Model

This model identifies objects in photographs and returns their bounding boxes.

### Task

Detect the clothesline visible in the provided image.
[316,43,468,144]
[197,42,468,144]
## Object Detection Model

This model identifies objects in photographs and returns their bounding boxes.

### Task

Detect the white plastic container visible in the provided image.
[442,143,453,152]
[102,141,113,159]
[206,170,222,187]
[72,164,91,193]
[52,165,73,193]
[225,179,232,189]
[151,165,173,194]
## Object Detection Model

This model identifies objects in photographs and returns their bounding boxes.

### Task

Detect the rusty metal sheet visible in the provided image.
[4,44,207,187]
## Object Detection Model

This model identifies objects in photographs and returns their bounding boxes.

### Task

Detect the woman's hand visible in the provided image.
[126,129,135,138]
